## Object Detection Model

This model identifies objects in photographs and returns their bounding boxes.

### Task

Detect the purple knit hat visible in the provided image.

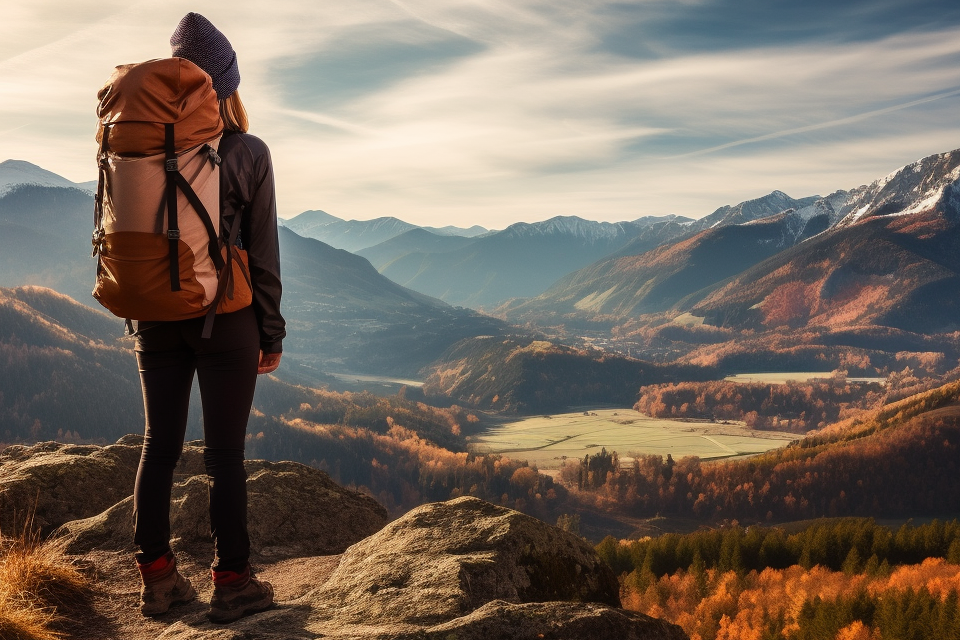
[170,13,240,99]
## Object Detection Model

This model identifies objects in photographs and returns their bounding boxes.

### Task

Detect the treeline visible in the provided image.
[625,557,960,640]
[606,519,960,640]
[243,412,567,519]
[597,518,960,582]
[422,336,718,413]
[562,380,960,522]
[634,377,884,432]
[276,388,477,451]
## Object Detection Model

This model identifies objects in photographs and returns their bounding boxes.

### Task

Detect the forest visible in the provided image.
[598,518,960,640]
[560,380,960,522]
[634,375,884,432]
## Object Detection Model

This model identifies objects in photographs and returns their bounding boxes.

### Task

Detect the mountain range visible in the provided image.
[365,214,695,309]
[5,147,960,379]
[283,209,489,252]
[502,149,960,341]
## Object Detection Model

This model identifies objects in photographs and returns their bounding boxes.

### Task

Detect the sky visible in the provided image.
[4,0,960,228]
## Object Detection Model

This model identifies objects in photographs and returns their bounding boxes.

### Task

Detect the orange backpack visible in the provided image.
[91,57,251,337]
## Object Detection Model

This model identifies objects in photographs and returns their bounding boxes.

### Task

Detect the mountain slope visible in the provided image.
[690,190,819,231]
[0,286,142,443]
[504,208,827,325]
[356,228,478,270]
[270,228,509,374]
[0,159,95,195]
[375,215,686,309]
[693,150,960,334]
[0,184,99,305]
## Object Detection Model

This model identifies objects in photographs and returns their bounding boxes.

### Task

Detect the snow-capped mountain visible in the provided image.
[690,190,820,231]
[833,150,960,227]
[0,160,96,195]
[497,214,693,244]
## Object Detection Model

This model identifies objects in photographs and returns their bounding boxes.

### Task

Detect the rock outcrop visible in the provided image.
[1,438,687,639]
[131,498,687,640]
[57,459,388,560]
[0,437,143,533]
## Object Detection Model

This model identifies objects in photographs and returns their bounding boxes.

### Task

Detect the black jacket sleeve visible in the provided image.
[219,132,286,353]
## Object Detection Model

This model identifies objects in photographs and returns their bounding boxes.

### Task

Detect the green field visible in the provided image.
[724,372,885,384]
[469,408,797,470]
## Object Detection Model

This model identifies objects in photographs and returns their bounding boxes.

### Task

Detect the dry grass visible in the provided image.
[0,518,91,640]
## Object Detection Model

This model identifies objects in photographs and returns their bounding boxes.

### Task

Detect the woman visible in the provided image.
[130,13,285,623]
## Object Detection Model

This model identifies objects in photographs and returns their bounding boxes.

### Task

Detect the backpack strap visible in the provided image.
[164,124,182,291]
[91,125,111,257]
[200,205,244,339]
[164,124,226,290]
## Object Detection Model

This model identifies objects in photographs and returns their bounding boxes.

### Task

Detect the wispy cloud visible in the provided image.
[3,0,960,227]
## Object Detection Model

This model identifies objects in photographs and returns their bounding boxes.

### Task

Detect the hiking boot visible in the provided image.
[138,551,197,616]
[207,565,274,623]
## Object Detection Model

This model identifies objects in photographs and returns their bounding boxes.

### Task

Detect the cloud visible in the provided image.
[3,0,960,227]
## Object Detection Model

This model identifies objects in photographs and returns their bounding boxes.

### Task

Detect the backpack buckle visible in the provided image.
[165,158,179,172]
[167,229,181,240]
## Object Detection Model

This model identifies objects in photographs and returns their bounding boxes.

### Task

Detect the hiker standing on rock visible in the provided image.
[92,13,285,622]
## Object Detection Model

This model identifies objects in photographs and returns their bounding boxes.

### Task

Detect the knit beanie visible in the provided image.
[170,13,240,99]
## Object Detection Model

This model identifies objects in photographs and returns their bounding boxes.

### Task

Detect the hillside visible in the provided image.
[356,227,478,270]
[0,286,141,444]
[568,378,960,523]
[0,159,95,195]
[375,215,685,309]
[504,208,828,326]
[693,150,960,334]
[688,190,819,231]
[278,227,506,374]
[0,184,98,305]
[493,148,960,381]
[421,336,719,413]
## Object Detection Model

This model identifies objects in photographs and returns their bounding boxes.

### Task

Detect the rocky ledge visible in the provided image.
[0,438,687,639]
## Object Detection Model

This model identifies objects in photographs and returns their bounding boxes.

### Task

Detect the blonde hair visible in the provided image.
[220,90,249,133]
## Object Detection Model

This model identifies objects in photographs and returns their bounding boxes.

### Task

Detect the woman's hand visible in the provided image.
[258,350,282,375]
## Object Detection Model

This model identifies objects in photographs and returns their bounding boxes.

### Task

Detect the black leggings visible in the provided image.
[133,306,259,572]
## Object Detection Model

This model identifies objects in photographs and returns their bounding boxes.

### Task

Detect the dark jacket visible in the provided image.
[219,131,285,354]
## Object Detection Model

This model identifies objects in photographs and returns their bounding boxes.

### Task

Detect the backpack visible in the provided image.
[91,57,252,338]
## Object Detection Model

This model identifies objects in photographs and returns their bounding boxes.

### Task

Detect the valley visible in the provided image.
[469,408,797,471]
[4,148,960,639]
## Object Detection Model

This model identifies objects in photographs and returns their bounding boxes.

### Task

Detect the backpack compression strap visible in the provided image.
[163,124,226,293]
[164,124,182,291]
[201,206,244,339]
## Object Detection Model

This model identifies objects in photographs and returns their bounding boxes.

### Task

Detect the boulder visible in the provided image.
[130,497,686,640]
[298,497,684,638]
[57,459,388,559]
[0,436,205,534]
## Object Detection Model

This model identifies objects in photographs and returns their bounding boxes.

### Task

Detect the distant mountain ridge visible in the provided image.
[284,210,489,252]
[368,214,696,309]
[0,159,95,195]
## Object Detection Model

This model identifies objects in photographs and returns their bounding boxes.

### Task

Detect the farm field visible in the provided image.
[469,408,796,470]
[724,371,886,384]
